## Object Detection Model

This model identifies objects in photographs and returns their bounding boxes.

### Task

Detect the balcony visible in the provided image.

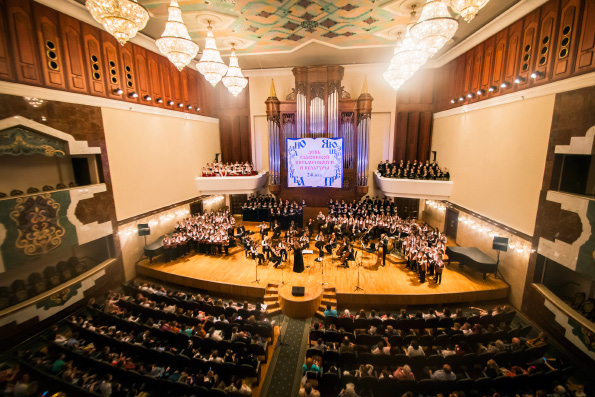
[374,171,453,200]
[195,171,268,195]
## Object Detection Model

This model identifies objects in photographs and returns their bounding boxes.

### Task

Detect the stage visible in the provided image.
[136,223,509,310]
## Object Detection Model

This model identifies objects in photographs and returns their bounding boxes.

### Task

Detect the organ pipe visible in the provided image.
[265,79,281,186]
[356,77,373,187]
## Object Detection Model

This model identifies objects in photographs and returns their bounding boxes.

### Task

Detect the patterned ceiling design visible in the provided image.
[140,0,415,54]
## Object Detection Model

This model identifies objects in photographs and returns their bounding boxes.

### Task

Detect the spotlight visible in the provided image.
[143,95,151,101]
[186,105,192,110]
[467,93,475,99]
[130,92,138,98]
[514,77,525,84]
[195,107,200,111]
[178,103,183,108]
[114,88,123,95]
[156,98,163,104]
[530,71,543,79]
[477,89,486,96]
[450,99,456,104]
[500,81,510,88]
[458,96,465,102]
[488,85,497,92]
[167,100,174,106]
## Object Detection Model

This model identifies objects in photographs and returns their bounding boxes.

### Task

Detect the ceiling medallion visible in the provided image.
[222,44,248,97]
[156,0,199,71]
[449,0,490,22]
[197,22,228,87]
[410,0,458,56]
[86,0,149,45]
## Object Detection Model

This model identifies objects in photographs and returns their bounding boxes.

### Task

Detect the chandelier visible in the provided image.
[86,0,149,45]
[449,0,490,22]
[383,33,429,90]
[156,0,198,71]
[197,22,228,87]
[410,0,458,56]
[222,44,248,97]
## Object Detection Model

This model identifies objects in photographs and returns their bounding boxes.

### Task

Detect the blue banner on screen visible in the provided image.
[287,138,343,188]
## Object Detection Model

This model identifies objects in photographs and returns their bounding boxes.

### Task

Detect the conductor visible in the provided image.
[292,239,305,273]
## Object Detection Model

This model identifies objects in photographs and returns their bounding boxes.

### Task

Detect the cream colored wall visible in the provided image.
[423,202,531,309]
[0,154,75,193]
[432,95,555,235]
[102,108,220,220]
[246,64,397,197]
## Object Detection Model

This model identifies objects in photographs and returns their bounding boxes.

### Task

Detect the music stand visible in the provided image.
[279,259,290,287]
[320,255,329,286]
[251,254,260,284]
[354,251,364,292]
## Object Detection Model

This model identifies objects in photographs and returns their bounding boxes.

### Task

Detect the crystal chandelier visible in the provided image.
[86,0,149,45]
[156,0,199,71]
[383,33,429,90]
[410,0,458,56]
[450,0,490,22]
[222,44,248,97]
[197,22,228,87]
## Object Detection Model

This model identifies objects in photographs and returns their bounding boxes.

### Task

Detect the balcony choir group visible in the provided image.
[201,161,257,177]
[161,210,236,261]
[378,159,450,181]
[242,194,306,217]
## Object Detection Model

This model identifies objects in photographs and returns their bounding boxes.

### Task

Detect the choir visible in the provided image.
[200,161,257,177]
[378,159,450,180]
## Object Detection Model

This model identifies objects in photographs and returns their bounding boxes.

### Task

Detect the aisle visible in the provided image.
[259,315,311,397]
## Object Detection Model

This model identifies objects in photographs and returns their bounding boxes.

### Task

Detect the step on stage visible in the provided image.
[136,223,508,310]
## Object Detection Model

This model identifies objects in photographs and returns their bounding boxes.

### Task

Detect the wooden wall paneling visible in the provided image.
[394,111,408,162]
[576,0,595,74]
[240,115,252,162]
[446,61,457,108]
[158,56,173,108]
[6,0,41,85]
[180,68,191,112]
[59,14,88,94]
[552,0,583,80]
[480,35,495,94]
[0,0,14,81]
[406,111,420,162]
[187,69,199,112]
[420,69,434,104]
[32,2,66,90]
[470,42,484,103]
[518,8,541,90]
[118,43,138,103]
[133,45,151,105]
[454,55,466,102]
[502,19,523,94]
[219,115,232,162]
[534,0,560,85]
[146,50,163,107]
[433,63,447,110]
[101,31,124,100]
[463,49,474,100]
[169,63,182,109]
[417,111,432,162]
[490,29,509,98]
[81,23,106,97]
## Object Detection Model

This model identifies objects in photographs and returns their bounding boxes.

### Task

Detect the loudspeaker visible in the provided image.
[137,223,150,237]
[492,236,509,252]
[292,286,305,297]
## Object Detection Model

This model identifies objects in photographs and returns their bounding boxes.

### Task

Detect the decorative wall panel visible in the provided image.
[32,2,65,90]
[0,0,13,81]
[133,45,151,104]
[59,14,88,94]
[517,8,541,90]
[576,0,595,74]
[6,0,41,85]
[82,23,106,97]
[101,31,124,100]
[118,43,138,103]
[551,0,582,81]
[502,20,523,94]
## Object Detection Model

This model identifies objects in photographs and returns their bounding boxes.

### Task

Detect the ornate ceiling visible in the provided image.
[74,0,522,69]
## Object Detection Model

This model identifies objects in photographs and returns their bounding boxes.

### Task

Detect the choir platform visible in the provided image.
[136,222,509,316]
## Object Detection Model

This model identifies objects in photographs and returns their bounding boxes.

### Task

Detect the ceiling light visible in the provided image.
[167,100,174,105]
[114,88,123,95]
[156,98,163,103]
[130,92,138,98]
[477,89,486,95]
[488,85,497,92]
[156,0,198,71]
[86,0,149,46]
[500,81,510,88]
[514,77,525,84]
[383,33,429,90]
[143,95,151,101]
[197,22,228,87]
[410,0,459,56]
[449,0,490,23]
[222,43,248,97]
[530,71,543,79]
[23,97,44,107]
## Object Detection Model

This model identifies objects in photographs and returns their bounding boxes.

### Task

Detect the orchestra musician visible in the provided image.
[261,236,272,260]
[270,244,282,268]
[250,242,266,265]
[326,232,337,254]
[339,242,353,268]
[380,233,389,267]
[314,231,325,262]
[258,221,268,240]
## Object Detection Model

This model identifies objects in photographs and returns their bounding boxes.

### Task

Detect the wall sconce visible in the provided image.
[178,103,184,108]
[130,92,138,98]
[488,85,497,92]
[458,96,465,102]
[156,98,163,104]
[450,98,456,104]
[167,100,174,106]
[477,89,486,96]
[143,95,151,101]
[114,88,123,95]
[186,105,192,110]
[467,93,475,99]
[195,107,200,111]
[500,82,510,88]
[514,77,525,84]
[530,71,543,79]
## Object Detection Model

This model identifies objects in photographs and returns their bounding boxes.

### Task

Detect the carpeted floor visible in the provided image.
[260,315,310,397]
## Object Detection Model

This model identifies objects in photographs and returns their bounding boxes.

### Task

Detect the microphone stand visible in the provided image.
[251,253,260,284]
[354,252,364,292]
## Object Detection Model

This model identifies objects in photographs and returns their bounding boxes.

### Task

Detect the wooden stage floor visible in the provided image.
[136,224,509,309]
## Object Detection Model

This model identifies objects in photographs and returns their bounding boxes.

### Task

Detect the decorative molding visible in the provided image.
[0,116,101,155]
[0,82,219,124]
[428,0,550,68]
[434,72,595,119]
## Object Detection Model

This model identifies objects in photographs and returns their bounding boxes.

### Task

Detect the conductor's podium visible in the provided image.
[278,284,322,319]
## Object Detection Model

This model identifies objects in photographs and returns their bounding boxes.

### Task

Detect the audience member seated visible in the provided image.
[298,381,321,397]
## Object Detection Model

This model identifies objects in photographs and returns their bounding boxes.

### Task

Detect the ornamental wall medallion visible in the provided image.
[9,193,66,256]
[0,127,67,157]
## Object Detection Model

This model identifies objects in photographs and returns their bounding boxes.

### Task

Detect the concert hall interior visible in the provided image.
[1,0,595,396]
